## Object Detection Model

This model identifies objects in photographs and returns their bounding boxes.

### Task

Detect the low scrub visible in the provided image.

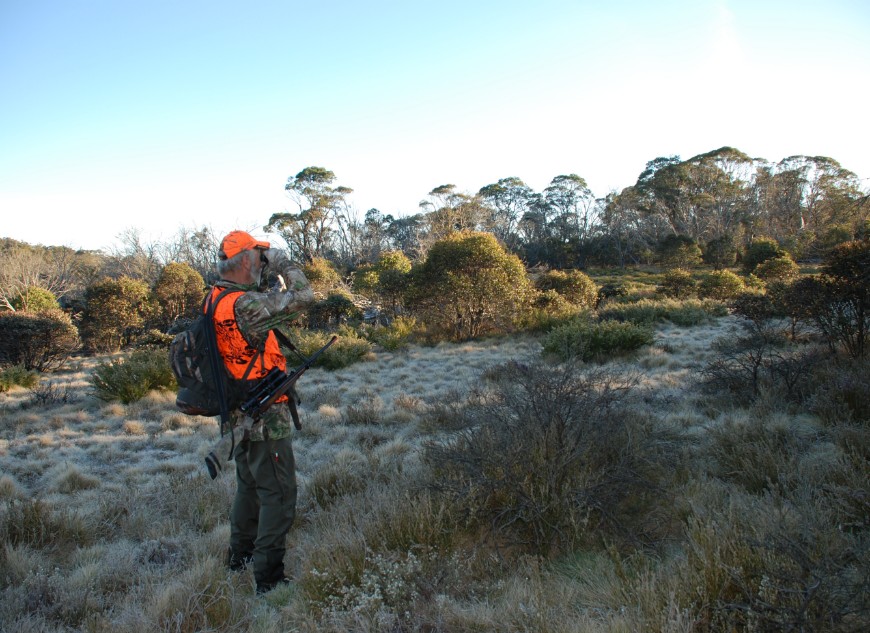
[91,348,176,403]
[0,364,38,392]
[0,309,80,371]
[598,297,727,326]
[290,327,373,370]
[364,316,417,351]
[423,361,670,555]
[543,318,653,362]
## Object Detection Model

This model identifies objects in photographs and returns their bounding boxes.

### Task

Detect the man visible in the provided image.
[211,230,314,594]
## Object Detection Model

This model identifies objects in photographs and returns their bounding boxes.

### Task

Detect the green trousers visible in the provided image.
[230,436,297,588]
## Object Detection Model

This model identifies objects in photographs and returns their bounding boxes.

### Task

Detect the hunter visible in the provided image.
[212,230,313,594]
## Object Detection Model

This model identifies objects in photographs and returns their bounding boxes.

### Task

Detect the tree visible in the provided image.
[151,262,205,330]
[478,177,533,250]
[265,167,353,259]
[80,276,154,352]
[408,232,530,340]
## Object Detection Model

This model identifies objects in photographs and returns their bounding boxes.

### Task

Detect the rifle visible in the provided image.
[241,334,338,422]
[204,335,338,479]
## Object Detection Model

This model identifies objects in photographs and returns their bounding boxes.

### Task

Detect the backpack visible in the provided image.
[170,287,256,423]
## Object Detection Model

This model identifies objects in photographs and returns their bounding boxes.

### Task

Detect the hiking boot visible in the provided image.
[226,547,253,572]
[256,576,291,595]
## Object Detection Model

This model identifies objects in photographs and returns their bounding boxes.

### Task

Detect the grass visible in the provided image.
[1,308,867,632]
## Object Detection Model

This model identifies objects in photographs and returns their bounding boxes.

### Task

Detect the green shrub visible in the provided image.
[307,292,362,328]
[10,287,60,312]
[743,237,786,273]
[657,234,702,268]
[597,298,726,326]
[658,268,697,298]
[754,255,800,283]
[366,316,417,351]
[698,270,745,300]
[704,235,738,269]
[291,328,373,371]
[0,309,80,371]
[91,348,176,403]
[0,364,39,392]
[534,269,598,308]
[543,318,653,362]
[303,257,344,294]
[521,289,587,332]
[407,231,530,341]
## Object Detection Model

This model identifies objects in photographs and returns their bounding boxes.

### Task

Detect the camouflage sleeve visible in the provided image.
[233,254,314,349]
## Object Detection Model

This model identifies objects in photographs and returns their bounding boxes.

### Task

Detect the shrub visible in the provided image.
[366,316,417,351]
[290,327,373,370]
[658,268,697,298]
[9,286,59,312]
[307,292,362,328]
[0,364,39,393]
[91,348,176,403]
[407,231,530,341]
[80,276,154,352]
[534,269,598,308]
[521,289,586,332]
[657,234,702,268]
[0,309,79,371]
[303,257,344,294]
[151,262,205,329]
[598,298,726,326]
[754,255,800,283]
[542,318,653,362]
[703,235,738,269]
[742,237,786,273]
[698,270,744,300]
[423,361,668,555]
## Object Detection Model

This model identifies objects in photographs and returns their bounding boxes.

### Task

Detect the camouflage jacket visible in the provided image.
[218,252,314,441]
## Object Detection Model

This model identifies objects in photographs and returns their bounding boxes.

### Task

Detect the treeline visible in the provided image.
[0,146,867,368]
[269,147,867,269]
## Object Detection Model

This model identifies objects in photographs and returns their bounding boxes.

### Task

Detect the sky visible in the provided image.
[1,0,868,252]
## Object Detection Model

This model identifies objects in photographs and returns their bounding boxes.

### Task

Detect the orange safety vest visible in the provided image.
[208,287,288,401]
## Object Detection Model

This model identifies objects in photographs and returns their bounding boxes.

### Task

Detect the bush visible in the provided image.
[704,235,738,269]
[698,270,745,300]
[657,234,702,268]
[543,318,653,362]
[658,268,697,298]
[754,255,800,283]
[534,269,598,308]
[80,276,154,352]
[0,309,79,371]
[365,316,417,351]
[9,287,59,313]
[290,327,373,371]
[743,237,786,273]
[423,361,668,555]
[307,292,362,329]
[0,364,39,392]
[303,257,344,294]
[407,231,530,341]
[521,289,587,333]
[91,348,176,403]
[598,298,726,326]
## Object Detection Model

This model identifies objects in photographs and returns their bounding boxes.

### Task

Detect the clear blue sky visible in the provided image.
[1,0,868,251]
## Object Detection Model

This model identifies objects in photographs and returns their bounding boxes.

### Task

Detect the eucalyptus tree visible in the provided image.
[419,184,484,246]
[477,177,534,249]
[264,166,352,259]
